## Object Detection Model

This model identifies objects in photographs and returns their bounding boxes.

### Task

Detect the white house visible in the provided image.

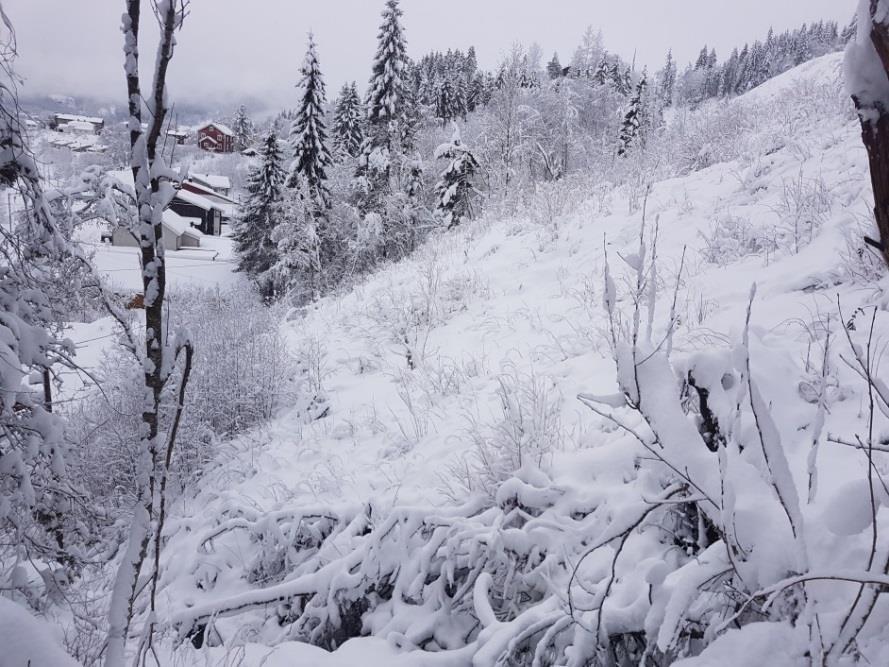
[50,113,104,134]
[110,210,203,251]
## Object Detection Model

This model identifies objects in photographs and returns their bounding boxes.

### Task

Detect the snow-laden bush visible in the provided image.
[773,170,834,254]
[840,212,887,283]
[661,103,754,174]
[649,66,847,183]
[449,364,563,499]
[526,174,594,240]
[699,214,777,266]
[363,255,487,371]
[65,285,302,505]
[700,171,835,266]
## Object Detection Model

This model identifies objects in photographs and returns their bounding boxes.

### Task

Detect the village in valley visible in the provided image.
[27,110,252,294]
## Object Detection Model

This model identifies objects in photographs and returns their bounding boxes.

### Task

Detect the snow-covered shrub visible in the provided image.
[167,286,302,439]
[840,212,887,283]
[526,173,593,240]
[388,369,434,445]
[570,223,889,664]
[449,364,562,499]
[781,70,854,126]
[364,259,453,370]
[699,214,777,265]
[172,472,569,654]
[294,333,329,397]
[65,285,301,503]
[663,102,753,174]
[773,170,833,253]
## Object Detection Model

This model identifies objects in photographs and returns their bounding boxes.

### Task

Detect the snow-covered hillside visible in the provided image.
[135,52,889,665]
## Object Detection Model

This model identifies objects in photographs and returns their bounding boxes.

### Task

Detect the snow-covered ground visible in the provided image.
[12,52,886,665]
[76,222,241,294]
[0,597,80,667]
[130,52,889,665]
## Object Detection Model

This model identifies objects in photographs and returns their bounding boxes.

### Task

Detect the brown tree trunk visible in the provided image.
[106,2,190,662]
[854,1,889,269]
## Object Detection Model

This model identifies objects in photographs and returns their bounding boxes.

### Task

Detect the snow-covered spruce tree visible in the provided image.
[846,0,889,269]
[233,131,286,297]
[660,49,677,106]
[618,71,647,157]
[593,57,609,85]
[231,104,255,151]
[434,77,456,125]
[434,124,480,228]
[332,82,364,158]
[287,33,332,208]
[547,52,563,79]
[467,71,487,111]
[359,0,409,189]
[399,81,422,151]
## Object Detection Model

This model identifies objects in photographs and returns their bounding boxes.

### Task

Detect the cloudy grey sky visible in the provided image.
[4,0,854,112]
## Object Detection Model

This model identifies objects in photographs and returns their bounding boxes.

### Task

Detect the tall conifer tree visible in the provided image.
[231,104,255,150]
[234,131,286,295]
[332,82,364,158]
[618,72,647,157]
[288,33,332,208]
[363,0,409,170]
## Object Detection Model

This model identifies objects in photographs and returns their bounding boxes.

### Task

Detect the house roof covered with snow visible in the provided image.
[163,210,203,238]
[105,170,226,220]
[182,180,237,206]
[65,120,97,132]
[173,188,228,213]
[53,113,104,125]
[199,122,235,137]
[189,172,231,191]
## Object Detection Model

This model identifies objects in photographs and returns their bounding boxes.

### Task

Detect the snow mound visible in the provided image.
[0,597,80,667]
[673,622,807,667]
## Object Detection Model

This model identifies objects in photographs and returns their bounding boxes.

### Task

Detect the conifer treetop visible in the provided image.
[367,0,409,124]
[289,32,332,205]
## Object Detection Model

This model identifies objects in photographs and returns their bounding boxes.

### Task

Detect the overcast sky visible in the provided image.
[4,0,854,113]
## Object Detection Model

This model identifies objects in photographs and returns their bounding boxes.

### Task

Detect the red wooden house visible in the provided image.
[196,122,235,153]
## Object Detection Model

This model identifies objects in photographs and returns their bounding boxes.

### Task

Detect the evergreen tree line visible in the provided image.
[413,47,492,124]
[666,20,848,106]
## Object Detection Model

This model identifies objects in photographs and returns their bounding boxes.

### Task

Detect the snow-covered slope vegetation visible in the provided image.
[126,52,889,665]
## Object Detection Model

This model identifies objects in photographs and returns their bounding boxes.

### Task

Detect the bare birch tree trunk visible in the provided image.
[105,2,192,664]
